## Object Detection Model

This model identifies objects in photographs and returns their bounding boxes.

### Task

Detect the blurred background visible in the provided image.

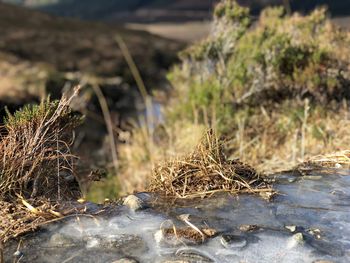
[0,0,350,201]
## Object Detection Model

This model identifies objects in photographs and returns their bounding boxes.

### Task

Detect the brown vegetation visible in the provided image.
[299,150,350,170]
[162,226,217,244]
[0,87,82,201]
[148,130,273,199]
[0,198,87,243]
[0,87,93,244]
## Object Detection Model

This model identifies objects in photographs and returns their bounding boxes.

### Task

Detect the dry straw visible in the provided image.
[148,129,273,199]
[0,87,91,244]
[0,86,82,201]
[299,150,350,170]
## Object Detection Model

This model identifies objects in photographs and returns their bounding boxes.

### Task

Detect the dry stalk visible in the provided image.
[115,35,154,151]
[91,84,118,172]
[301,99,310,161]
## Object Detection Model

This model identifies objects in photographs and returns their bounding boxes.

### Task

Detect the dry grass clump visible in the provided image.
[148,130,272,199]
[0,87,94,244]
[0,197,97,243]
[115,121,207,195]
[0,87,82,201]
[299,150,350,170]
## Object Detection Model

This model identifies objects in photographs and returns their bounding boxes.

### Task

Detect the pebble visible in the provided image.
[285,225,305,233]
[334,163,342,168]
[239,224,259,232]
[287,233,304,249]
[13,250,24,259]
[220,234,247,249]
[175,247,214,262]
[123,195,145,211]
[308,228,322,239]
[285,225,297,232]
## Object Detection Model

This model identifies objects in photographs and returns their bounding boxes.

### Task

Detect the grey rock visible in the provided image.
[123,195,146,211]
[220,234,247,249]
[175,247,214,262]
[13,250,24,259]
[85,234,147,254]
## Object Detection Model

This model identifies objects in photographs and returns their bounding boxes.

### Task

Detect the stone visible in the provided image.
[13,250,24,259]
[220,234,247,249]
[175,248,214,262]
[239,224,259,232]
[287,233,304,249]
[293,233,304,242]
[123,195,145,211]
[285,225,297,233]
[334,163,342,168]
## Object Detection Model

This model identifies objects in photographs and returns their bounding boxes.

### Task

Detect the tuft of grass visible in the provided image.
[299,150,350,170]
[0,87,83,201]
[0,87,103,244]
[148,130,273,199]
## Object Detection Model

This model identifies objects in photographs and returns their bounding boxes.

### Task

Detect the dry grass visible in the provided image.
[0,87,82,201]
[148,129,273,199]
[0,87,97,244]
[162,227,217,244]
[0,198,84,243]
[299,150,350,169]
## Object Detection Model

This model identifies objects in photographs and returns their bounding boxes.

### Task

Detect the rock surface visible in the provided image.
[3,171,350,262]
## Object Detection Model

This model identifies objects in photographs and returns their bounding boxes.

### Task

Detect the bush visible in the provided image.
[169,1,350,126]
[0,87,83,201]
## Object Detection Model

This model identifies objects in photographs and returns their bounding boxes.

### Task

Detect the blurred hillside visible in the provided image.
[0,2,180,101]
[0,1,182,163]
[2,0,350,22]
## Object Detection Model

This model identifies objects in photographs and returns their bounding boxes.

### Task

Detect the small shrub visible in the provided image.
[170,0,350,121]
[0,87,83,201]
